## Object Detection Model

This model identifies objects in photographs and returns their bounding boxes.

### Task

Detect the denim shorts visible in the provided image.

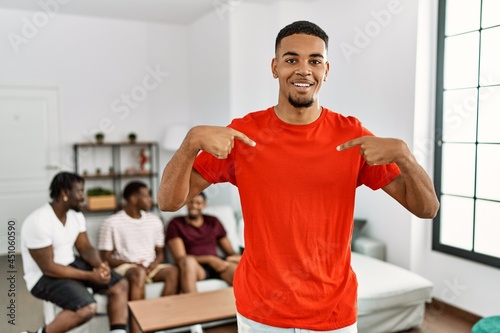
[30,256,124,311]
[237,312,358,333]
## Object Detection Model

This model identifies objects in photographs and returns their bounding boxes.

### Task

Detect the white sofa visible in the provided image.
[43,205,239,333]
[43,206,433,333]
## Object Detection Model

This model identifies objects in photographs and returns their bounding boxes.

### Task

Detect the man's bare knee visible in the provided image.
[178,255,198,270]
[75,303,97,323]
[109,277,129,296]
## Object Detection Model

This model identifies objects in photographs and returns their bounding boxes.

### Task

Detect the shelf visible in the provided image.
[74,141,157,147]
[82,172,157,179]
[81,203,159,214]
[74,141,160,215]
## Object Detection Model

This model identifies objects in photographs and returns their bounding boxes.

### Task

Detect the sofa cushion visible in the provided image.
[351,252,433,315]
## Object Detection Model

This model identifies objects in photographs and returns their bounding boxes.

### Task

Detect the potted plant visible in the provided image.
[86,187,116,211]
[128,132,137,144]
[95,132,105,144]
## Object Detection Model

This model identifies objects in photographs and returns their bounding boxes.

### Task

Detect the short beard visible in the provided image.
[288,95,314,108]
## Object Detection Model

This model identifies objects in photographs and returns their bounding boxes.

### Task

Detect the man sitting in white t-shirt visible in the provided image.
[99,181,179,333]
[21,172,129,333]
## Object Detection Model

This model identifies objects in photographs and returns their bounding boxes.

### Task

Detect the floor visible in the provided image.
[0,255,481,333]
[204,301,482,333]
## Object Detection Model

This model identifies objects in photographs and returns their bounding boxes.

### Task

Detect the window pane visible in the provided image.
[482,0,500,28]
[475,200,500,257]
[444,32,480,89]
[476,144,500,201]
[478,86,500,142]
[445,0,481,35]
[441,143,476,197]
[479,27,500,86]
[440,195,474,250]
[443,89,477,142]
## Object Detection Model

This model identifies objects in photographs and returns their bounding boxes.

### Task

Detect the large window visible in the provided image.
[434,0,500,268]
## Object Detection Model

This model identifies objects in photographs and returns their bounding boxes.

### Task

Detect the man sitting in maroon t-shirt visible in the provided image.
[165,192,241,293]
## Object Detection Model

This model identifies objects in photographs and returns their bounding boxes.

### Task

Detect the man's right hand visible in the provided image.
[209,256,230,273]
[186,126,256,159]
[89,265,111,284]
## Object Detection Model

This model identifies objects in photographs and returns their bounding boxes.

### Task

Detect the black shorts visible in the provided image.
[201,263,221,280]
[30,256,124,311]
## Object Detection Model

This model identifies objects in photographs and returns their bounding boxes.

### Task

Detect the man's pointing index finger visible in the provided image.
[336,137,363,151]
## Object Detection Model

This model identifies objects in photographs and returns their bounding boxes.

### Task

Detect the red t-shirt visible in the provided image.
[193,107,400,330]
[165,215,226,257]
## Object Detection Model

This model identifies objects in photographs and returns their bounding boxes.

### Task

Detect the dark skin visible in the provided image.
[167,194,240,293]
[28,181,128,333]
[99,186,178,333]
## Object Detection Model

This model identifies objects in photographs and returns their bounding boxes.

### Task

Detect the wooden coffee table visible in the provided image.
[128,287,237,333]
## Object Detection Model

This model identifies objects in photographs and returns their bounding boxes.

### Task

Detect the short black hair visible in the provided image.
[49,172,84,199]
[123,181,148,201]
[196,192,206,201]
[275,20,329,53]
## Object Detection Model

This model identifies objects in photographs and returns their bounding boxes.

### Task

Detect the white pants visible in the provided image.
[237,313,358,333]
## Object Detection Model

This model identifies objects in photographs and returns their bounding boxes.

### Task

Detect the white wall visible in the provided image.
[412,0,500,317]
[0,9,190,174]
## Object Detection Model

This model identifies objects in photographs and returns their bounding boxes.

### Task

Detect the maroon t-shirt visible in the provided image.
[165,215,226,257]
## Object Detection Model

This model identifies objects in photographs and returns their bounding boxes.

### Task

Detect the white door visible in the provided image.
[0,85,62,255]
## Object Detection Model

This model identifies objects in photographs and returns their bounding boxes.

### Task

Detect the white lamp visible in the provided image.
[162,124,189,151]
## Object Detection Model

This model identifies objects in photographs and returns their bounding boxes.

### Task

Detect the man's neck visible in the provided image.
[186,215,204,227]
[50,201,68,224]
[274,102,322,125]
[124,205,141,219]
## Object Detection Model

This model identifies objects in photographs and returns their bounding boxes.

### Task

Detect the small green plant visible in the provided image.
[86,187,114,196]
[128,132,137,143]
[95,132,104,143]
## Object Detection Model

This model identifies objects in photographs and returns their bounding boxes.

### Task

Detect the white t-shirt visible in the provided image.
[21,203,86,291]
[98,210,164,267]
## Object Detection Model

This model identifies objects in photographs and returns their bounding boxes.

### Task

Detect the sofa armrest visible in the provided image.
[352,236,386,261]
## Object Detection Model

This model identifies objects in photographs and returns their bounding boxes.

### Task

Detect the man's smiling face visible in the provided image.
[272,33,329,109]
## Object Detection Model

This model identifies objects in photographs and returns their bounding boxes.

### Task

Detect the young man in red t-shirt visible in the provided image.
[157,21,439,333]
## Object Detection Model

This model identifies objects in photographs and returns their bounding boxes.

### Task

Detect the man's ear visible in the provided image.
[271,58,278,78]
[129,195,138,205]
[324,60,330,82]
[60,189,69,202]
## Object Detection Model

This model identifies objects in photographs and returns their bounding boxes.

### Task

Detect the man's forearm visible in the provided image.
[397,155,439,219]
[158,135,199,211]
[42,263,92,281]
[79,248,103,268]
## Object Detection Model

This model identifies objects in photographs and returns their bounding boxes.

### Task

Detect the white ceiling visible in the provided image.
[0,0,299,25]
